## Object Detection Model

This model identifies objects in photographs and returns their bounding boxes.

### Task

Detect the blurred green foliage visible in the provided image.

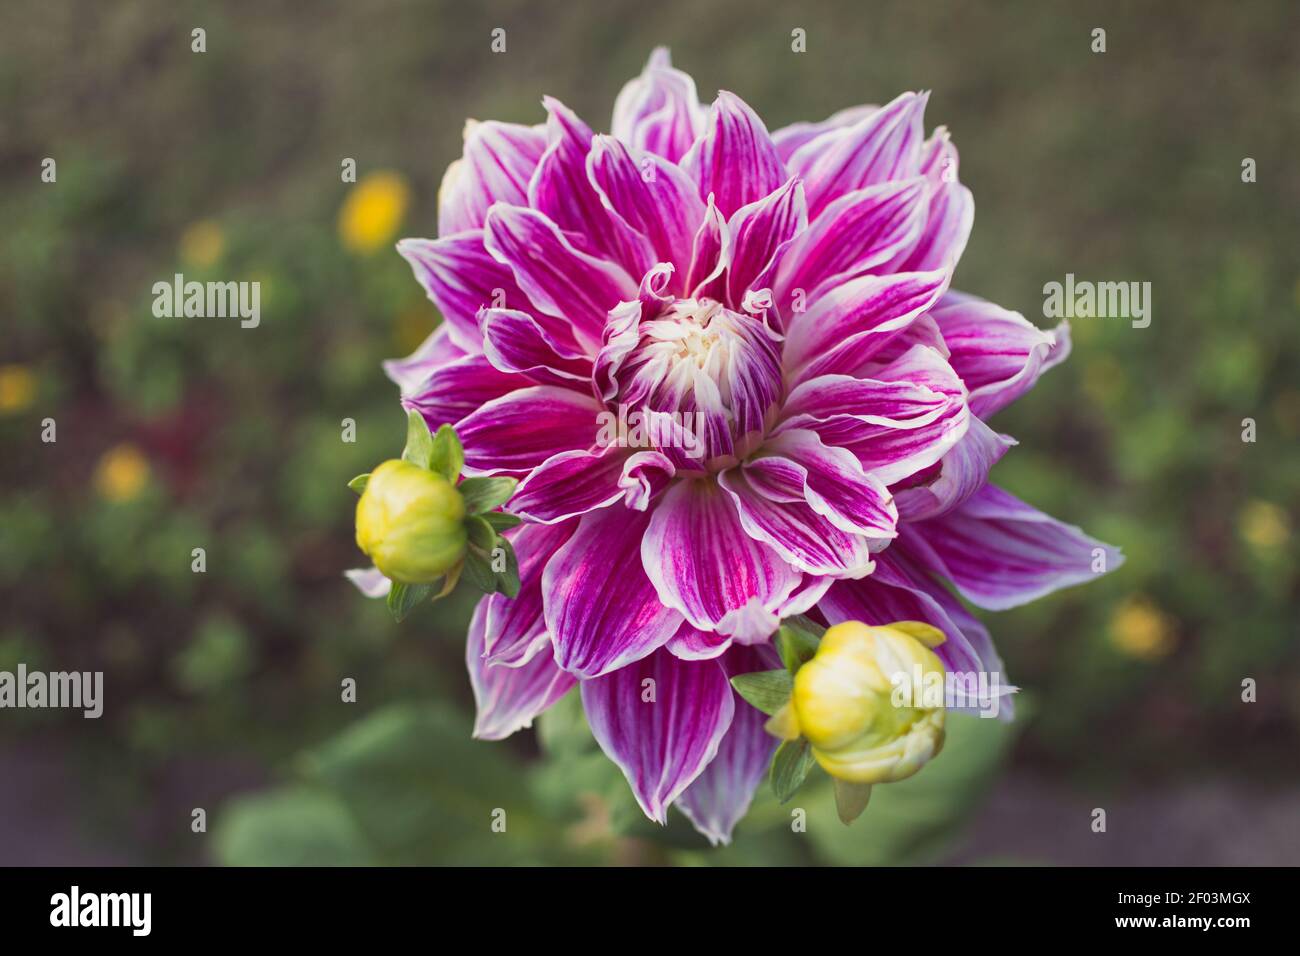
[0,0,1296,864]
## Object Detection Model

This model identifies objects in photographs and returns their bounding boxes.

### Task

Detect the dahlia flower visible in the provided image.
[359,48,1121,845]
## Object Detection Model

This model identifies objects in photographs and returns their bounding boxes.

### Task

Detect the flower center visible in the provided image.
[602,297,783,469]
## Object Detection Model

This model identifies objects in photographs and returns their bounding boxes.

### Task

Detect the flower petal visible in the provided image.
[771,178,927,302]
[344,566,391,599]
[398,234,527,352]
[581,647,734,823]
[642,478,802,642]
[761,429,899,538]
[779,344,970,486]
[402,354,528,434]
[683,91,787,218]
[482,521,577,667]
[588,134,705,277]
[772,104,877,163]
[684,193,733,299]
[509,446,662,525]
[529,98,655,279]
[382,324,468,394]
[890,129,973,273]
[726,177,808,307]
[780,269,949,383]
[478,307,591,386]
[545,505,683,678]
[904,484,1124,610]
[893,415,1016,521]
[457,385,600,477]
[665,620,733,661]
[483,205,637,351]
[931,293,1071,418]
[610,47,705,164]
[437,120,548,235]
[720,463,877,578]
[467,600,575,740]
[796,90,928,218]
[676,643,782,844]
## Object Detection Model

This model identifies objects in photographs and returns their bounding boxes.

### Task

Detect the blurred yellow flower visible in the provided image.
[179,220,226,268]
[1239,499,1290,552]
[0,364,36,415]
[95,443,150,503]
[340,171,410,254]
[1108,595,1176,660]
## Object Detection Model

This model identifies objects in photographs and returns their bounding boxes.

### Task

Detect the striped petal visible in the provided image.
[931,293,1071,418]
[610,47,705,163]
[468,600,575,740]
[642,478,802,643]
[683,91,787,218]
[904,484,1124,610]
[438,120,547,235]
[677,643,782,844]
[582,647,734,823]
[545,505,683,678]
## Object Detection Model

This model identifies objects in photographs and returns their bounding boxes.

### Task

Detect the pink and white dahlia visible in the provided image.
[379,49,1120,844]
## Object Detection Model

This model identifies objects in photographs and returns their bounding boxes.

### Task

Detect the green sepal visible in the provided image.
[480,512,523,532]
[347,473,370,495]
[833,778,873,825]
[459,476,517,515]
[386,581,432,623]
[400,409,435,470]
[431,561,462,601]
[785,613,827,638]
[464,514,498,552]
[770,738,816,804]
[460,547,499,594]
[428,424,465,483]
[776,623,821,673]
[730,668,794,716]
[494,536,520,598]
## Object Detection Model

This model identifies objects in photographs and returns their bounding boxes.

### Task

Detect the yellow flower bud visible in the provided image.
[786,621,947,785]
[355,459,467,584]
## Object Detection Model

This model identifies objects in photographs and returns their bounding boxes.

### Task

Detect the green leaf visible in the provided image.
[386,581,431,622]
[776,623,820,673]
[480,511,523,532]
[428,424,464,482]
[213,788,374,866]
[730,668,794,716]
[400,409,434,469]
[347,473,369,495]
[833,779,873,825]
[770,738,816,804]
[298,703,557,865]
[458,476,518,514]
